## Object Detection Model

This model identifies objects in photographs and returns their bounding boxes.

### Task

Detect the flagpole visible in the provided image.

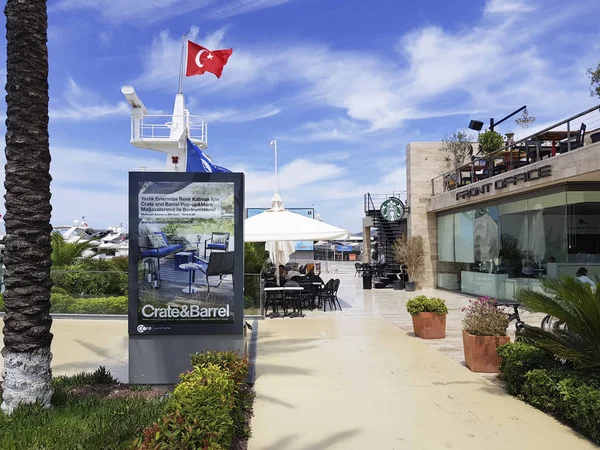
[270,139,280,194]
[178,34,187,95]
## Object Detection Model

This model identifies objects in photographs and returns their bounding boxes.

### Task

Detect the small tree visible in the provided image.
[392,235,425,283]
[588,62,600,98]
[478,130,505,155]
[441,131,473,170]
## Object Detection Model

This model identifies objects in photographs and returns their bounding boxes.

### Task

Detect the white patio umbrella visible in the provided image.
[473,213,500,262]
[517,204,546,263]
[245,193,350,282]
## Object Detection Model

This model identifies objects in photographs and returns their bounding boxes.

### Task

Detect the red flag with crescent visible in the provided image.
[186,41,233,79]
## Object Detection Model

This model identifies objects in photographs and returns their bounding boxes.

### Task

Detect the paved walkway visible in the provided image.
[249,267,594,449]
[0,318,128,381]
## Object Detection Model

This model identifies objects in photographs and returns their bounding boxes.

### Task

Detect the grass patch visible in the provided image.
[0,367,166,450]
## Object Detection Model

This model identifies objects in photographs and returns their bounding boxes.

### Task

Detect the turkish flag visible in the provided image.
[186,41,233,79]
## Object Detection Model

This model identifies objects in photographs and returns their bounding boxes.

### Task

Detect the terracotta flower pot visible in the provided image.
[462,330,510,373]
[412,312,446,339]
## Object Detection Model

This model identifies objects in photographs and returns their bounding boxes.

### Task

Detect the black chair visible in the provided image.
[321,279,341,311]
[560,123,586,153]
[354,262,364,277]
[283,280,303,316]
[194,251,234,300]
[204,232,230,258]
[523,139,542,163]
[264,280,282,316]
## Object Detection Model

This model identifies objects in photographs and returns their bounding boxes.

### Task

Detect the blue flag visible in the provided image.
[186,138,232,173]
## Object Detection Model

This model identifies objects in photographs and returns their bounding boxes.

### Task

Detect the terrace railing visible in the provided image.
[431,104,600,196]
[364,191,406,214]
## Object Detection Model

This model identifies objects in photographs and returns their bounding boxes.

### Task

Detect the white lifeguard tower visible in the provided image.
[121,86,208,171]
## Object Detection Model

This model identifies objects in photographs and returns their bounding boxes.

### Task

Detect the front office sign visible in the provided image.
[455,165,552,201]
[128,172,244,336]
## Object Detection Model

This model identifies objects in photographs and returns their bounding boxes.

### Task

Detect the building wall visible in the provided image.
[428,141,600,213]
[406,142,450,288]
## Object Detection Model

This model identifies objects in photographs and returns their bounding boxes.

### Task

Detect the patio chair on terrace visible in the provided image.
[204,232,230,258]
[194,251,235,300]
[559,123,586,153]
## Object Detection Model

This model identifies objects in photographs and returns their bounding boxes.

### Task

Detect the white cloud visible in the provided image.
[280,118,364,142]
[136,3,598,141]
[0,144,164,227]
[53,0,297,23]
[135,26,227,90]
[53,0,214,24]
[50,78,129,120]
[201,104,280,123]
[208,0,294,19]
[484,0,535,14]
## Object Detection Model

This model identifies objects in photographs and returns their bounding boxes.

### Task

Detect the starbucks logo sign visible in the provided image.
[380,197,405,222]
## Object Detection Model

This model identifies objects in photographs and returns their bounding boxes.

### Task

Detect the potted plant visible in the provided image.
[462,296,510,372]
[392,235,425,292]
[406,295,448,339]
[478,130,504,155]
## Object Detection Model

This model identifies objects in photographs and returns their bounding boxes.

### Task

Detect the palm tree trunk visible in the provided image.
[1,0,53,414]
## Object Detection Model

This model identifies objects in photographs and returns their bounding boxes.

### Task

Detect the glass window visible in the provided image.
[565,191,600,279]
[436,188,581,300]
[437,214,454,262]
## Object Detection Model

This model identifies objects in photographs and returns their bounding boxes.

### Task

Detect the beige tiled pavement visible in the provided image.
[248,264,593,449]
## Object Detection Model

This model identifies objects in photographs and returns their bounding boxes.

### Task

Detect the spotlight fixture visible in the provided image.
[468,120,484,131]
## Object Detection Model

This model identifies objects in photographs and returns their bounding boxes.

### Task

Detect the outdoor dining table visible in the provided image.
[264,286,304,317]
[535,130,578,156]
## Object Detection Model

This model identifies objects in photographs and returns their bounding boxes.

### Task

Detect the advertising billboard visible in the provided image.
[246,207,315,251]
[129,172,244,335]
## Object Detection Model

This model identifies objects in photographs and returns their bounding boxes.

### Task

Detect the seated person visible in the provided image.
[306,267,324,285]
[576,267,596,288]
[286,262,302,279]
[278,265,288,286]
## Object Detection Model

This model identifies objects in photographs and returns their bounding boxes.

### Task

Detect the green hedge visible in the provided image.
[51,266,127,297]
[521,369,600,444]
[498,342,600,444]
[497,342,560,395]
[134,351,252,449]
[0,293,127,315]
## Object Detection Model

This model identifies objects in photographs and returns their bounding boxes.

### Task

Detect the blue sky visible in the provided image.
[0,0,599,232]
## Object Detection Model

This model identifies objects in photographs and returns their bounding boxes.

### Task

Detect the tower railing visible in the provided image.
[130,113,208,144]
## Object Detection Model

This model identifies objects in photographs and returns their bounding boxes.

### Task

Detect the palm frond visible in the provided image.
[516,276,600,368]
[519,324,600,369]
[51,232,92,267]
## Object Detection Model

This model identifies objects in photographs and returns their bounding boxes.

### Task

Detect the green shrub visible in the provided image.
[0,294,127,315]
[462,296,509,336]
[50,294,127,314]
[521,368,600,444]
[497,342,559,395]
[406,295,448,316]
[135,364,236,450]
[51,263,127,297]
[190,350,249,384]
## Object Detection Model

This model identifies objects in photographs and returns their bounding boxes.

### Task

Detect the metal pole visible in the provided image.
[178,35,187,95]
[490,117,495,132]
[270,139,280,194]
